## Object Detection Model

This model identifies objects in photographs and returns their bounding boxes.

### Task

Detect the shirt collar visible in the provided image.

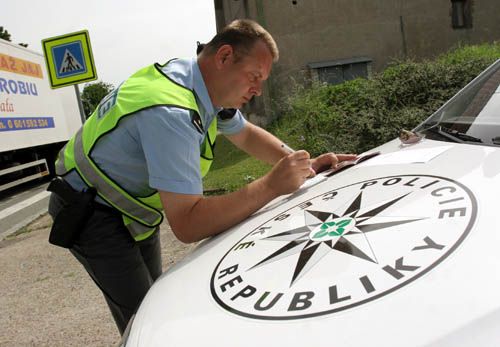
[191,58,222,117]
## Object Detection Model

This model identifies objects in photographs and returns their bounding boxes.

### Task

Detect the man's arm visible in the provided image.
[160,150,313,243]
[226,122,357,174]
[226,122,288,165]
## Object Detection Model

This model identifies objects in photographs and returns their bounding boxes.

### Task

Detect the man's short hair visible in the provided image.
[203,19,279,62]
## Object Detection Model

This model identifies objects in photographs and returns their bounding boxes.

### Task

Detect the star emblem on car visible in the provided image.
[249,191,425,286]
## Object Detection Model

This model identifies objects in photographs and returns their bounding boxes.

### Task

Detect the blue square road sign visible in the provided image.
[52,41,87,78]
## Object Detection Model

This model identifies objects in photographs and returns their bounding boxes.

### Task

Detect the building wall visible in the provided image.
[214,0,500,123]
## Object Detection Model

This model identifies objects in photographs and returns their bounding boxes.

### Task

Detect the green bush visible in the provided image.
[272,42,500,155]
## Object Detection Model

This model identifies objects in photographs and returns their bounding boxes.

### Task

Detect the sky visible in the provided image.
[2,0,217,87]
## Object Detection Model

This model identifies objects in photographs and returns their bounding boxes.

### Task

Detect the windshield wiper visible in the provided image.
[424,125,483,143]
[440,126,483,143]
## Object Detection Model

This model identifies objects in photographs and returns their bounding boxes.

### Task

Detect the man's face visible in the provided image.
[217,40,273,109]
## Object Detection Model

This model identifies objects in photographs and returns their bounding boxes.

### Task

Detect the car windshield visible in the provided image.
[415,59,500,147]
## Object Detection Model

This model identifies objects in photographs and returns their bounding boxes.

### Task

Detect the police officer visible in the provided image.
[48,19,355,334]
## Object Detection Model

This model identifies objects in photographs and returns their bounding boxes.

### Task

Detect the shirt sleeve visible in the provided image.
[134,106,204,195]
[217,109,247,135]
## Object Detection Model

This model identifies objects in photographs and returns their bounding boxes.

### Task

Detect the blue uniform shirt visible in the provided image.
[65,58,246,200]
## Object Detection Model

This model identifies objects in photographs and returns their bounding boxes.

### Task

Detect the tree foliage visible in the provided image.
[0,26,28,47]
[81,81,114,118]
[0,26,11,41]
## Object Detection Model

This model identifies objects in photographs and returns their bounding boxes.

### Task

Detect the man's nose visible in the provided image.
[250,81,263,96]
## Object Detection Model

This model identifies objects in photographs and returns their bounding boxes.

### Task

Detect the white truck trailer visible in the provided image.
[0,39,82,192]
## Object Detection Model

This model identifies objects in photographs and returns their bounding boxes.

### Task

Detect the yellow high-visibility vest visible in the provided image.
[56,62,217,241]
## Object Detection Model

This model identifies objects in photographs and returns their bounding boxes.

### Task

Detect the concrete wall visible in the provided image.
[214,0,500,123]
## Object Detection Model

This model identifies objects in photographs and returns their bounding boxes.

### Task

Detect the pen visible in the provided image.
[281,143,295,154]
[281,143,316,178]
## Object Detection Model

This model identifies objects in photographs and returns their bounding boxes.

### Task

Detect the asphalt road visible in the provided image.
[0,179,51,239]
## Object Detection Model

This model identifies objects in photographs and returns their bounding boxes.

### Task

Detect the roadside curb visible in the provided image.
[0,190,50,240]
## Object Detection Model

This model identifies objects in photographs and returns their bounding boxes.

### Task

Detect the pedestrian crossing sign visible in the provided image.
[42,30,97,89]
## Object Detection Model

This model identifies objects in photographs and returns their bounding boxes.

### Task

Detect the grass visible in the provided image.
[5,226,31,239]
[203,136,271,193]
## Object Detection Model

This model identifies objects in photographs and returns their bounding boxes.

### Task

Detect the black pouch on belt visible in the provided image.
[47,177,97,248]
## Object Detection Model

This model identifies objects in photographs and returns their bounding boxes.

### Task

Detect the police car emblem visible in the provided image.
[211,175,476,320]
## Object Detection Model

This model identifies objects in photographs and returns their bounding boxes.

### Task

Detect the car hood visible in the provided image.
[127,138,500,347]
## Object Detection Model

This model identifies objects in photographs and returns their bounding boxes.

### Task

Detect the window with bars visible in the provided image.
[308,58,372,85]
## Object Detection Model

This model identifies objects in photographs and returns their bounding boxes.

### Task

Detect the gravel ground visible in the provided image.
[0,214,195,346]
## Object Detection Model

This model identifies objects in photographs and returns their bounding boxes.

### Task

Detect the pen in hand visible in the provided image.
[281,143,316,178]
[281,143,295,154]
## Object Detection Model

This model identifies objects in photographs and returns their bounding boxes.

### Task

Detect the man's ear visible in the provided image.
[214,44,234,69]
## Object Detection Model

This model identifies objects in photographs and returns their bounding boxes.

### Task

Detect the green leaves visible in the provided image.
[81,81,114,118]
[0,26,11,42]
[272,43,500,156]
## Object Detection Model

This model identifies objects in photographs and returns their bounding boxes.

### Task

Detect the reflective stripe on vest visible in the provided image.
[73,127,163,227]
[55,61,217,240]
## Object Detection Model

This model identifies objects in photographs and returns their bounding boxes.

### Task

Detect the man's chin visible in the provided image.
[220,99,247,109]
[230,102,245,109]
[239,99,251,107]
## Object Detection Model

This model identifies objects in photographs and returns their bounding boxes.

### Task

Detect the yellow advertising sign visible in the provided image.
[0,53,43,78]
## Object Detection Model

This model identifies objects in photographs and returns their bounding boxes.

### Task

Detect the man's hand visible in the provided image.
[262,150,315,195]
[310,153,358,176]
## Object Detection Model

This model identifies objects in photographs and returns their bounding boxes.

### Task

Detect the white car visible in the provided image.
[122,59,500,347]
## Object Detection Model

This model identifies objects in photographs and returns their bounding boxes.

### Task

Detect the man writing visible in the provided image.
[48,19,355,334]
